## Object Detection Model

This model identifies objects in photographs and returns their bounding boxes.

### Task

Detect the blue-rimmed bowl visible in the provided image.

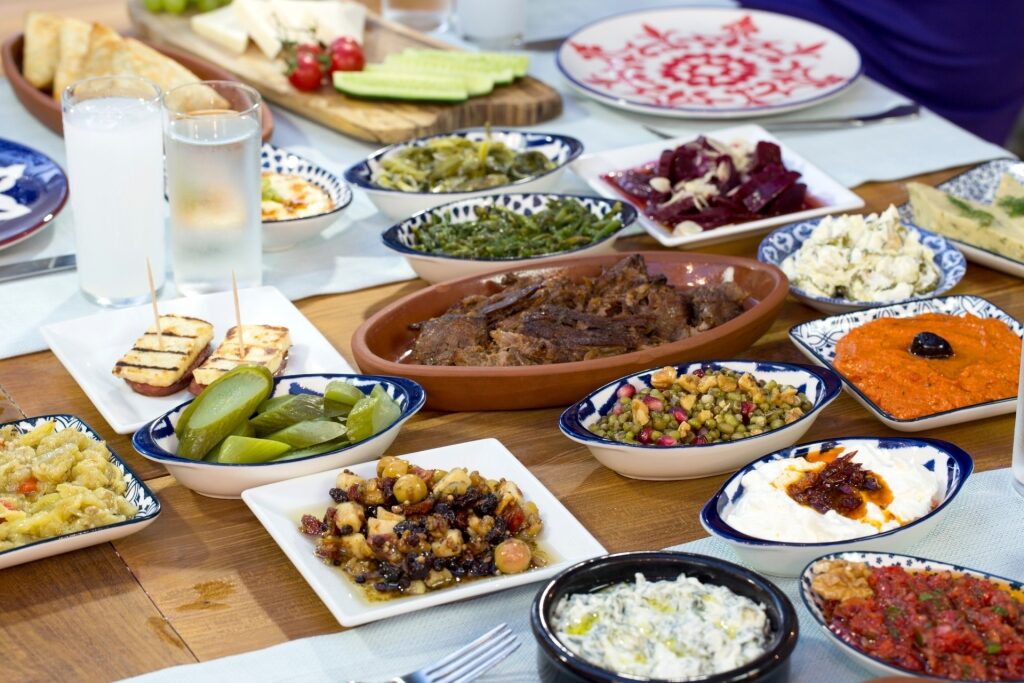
[132,373,425,499]
[382,192,635,283]
[700,436,973,577]
[789,294,1024,431]
[344,128,584,220]
[0,138,67,252]
[559,360,842,481]
[261,144,353,251]
[758,215,965,314]
[800,551,1024,680]
[0,414,160,570]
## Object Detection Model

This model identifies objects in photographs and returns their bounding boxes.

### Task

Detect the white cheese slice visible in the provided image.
[190,4,249,56]
[234,0,366,60]
[233,0,282,59]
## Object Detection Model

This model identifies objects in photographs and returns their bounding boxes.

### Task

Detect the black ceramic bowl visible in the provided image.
[531,551,799,683]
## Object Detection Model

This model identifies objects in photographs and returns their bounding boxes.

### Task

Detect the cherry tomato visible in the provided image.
[288,61,323,91]
[329,37,365,73]
[296,43,324,61]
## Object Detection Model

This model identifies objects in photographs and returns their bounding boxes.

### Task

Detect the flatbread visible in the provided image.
[51,16,91,100]
[22,11,62,89]
[119,39,230,110]
[79,23,124,81]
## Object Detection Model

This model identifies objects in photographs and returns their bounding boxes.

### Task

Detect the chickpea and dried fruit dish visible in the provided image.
[0,421,137,551]
[300,456,545,598]
[589,367,813,446]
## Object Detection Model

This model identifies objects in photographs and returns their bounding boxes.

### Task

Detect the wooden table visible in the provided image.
[1,4,1020,681]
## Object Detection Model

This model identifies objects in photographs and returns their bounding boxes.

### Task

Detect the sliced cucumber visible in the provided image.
[397,49,528,78]
[365,63,494,96]
[265,420,348,448]
[208,436,291,464]
[333,72,469,102]
[249,394,324,436]
[385,52,514,84]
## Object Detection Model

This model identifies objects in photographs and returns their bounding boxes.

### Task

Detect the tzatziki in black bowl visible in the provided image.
[530,551,798,683]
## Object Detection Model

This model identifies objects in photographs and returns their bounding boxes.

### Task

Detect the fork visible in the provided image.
[354,623,521,683]
[643,102,921,136]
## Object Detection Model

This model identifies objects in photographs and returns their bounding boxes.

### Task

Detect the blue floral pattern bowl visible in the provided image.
[789,294,1024,431]
[758,216,965,314]
[559,360,841,481]
[261,144,353,251]
[382,192,635,283]
[132,373,425,499]
[701,436,973,577]
[0,138,67,251]
[0,414,160,570]
[344,129,584,220]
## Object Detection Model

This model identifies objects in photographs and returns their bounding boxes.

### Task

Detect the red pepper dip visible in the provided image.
[833,313,1021,420]
[812,560,1024,680]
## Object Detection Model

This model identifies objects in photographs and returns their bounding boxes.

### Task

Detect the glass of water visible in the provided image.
[62,76,166,307]
[163,81,263,296]
[457,0,527,48]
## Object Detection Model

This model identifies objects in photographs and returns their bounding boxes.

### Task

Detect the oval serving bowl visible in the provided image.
[344,128,584,220]
[0,414,161,570]
[758,215,966,314]
[351,251,789,412]
[531,551,799,683]
[132,373,425,499]
[2,33,274,141]
[800,551,1024,681]
[382,192,636,283]
[700,436,973,577]
[560,360,841,481]
[261,144,353,251]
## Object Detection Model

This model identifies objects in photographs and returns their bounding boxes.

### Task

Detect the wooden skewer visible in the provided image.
[231,270,245,360]
[146,258,162,351]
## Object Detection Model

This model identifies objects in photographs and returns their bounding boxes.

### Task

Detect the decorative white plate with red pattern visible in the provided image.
[556,8,862,118]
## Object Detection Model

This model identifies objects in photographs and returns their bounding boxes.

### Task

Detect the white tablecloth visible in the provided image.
[121,467,1024,683]
[0,0,1010,360]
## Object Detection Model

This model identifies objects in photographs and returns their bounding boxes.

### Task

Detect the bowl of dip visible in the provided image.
[531,551,798,683]
[758,207,965,314]
[700,436,973,577]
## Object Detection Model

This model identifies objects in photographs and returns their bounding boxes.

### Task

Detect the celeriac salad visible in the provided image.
[552,572,770,680]
[780,206,940,302]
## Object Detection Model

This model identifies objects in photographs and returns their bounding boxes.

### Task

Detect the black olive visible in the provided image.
[909,331,954,359]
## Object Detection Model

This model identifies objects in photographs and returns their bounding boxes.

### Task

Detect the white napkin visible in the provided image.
[119,468,1022,683]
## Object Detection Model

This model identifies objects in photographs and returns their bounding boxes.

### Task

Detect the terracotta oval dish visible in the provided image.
[351,251,788,411]
[2,34,274,142]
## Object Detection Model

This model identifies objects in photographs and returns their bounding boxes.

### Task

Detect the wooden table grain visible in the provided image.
[0,5,1019,679]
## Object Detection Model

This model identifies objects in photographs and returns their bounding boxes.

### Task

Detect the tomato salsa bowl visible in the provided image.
[800,551,1024,682]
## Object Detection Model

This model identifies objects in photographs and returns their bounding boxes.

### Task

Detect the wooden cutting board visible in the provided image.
[127,0,563,144]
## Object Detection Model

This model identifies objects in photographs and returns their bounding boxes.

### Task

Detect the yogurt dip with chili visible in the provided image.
[833,312,1021,419]
[724,445,943,543]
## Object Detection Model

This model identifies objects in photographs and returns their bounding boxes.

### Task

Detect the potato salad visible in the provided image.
[552,573,770,680]
[780,206,940,302]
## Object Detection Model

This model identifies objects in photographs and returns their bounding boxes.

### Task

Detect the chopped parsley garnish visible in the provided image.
[948,195,994,226]
[994,605,1010,617]
[998,195,1024,217]
[917,591,937,602]
[987,642,1003,654]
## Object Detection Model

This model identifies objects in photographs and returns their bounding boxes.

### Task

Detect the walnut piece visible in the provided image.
[810,559,874,602]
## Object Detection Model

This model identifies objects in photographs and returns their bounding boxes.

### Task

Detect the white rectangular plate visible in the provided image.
[41,286,353,434]
[572,124,865,248]
[898,158,1024,278]
[789,294,1023,431]
[242,438,607,627]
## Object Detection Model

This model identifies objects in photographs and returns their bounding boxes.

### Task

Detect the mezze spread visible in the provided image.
[833,312,1020,419]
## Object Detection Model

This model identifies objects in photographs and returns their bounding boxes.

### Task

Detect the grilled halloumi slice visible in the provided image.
[192,325,291,387]
[112,315,215,387]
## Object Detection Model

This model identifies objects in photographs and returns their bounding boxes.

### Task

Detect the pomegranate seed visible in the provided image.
[638,425,653,443]
[698,426,709,438]
[656,435,678,446]
[612,403,624,416]
[740,401,755,425]
[672,408,688,423]
[692,436,708,446]
[642,396,664,412]
[616,384,636,399]
[693,368,705,378]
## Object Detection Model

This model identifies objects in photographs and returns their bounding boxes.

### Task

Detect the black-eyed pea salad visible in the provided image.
[588,367,814,446]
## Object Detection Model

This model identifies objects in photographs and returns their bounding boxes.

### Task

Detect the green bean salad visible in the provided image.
[590,367,813,446]
[410,198,624,259]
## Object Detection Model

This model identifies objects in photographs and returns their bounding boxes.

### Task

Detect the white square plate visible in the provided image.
[41,286,353,435]
[572,124,865,248]
[242,438,607,627]
[789,294,1023,431]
